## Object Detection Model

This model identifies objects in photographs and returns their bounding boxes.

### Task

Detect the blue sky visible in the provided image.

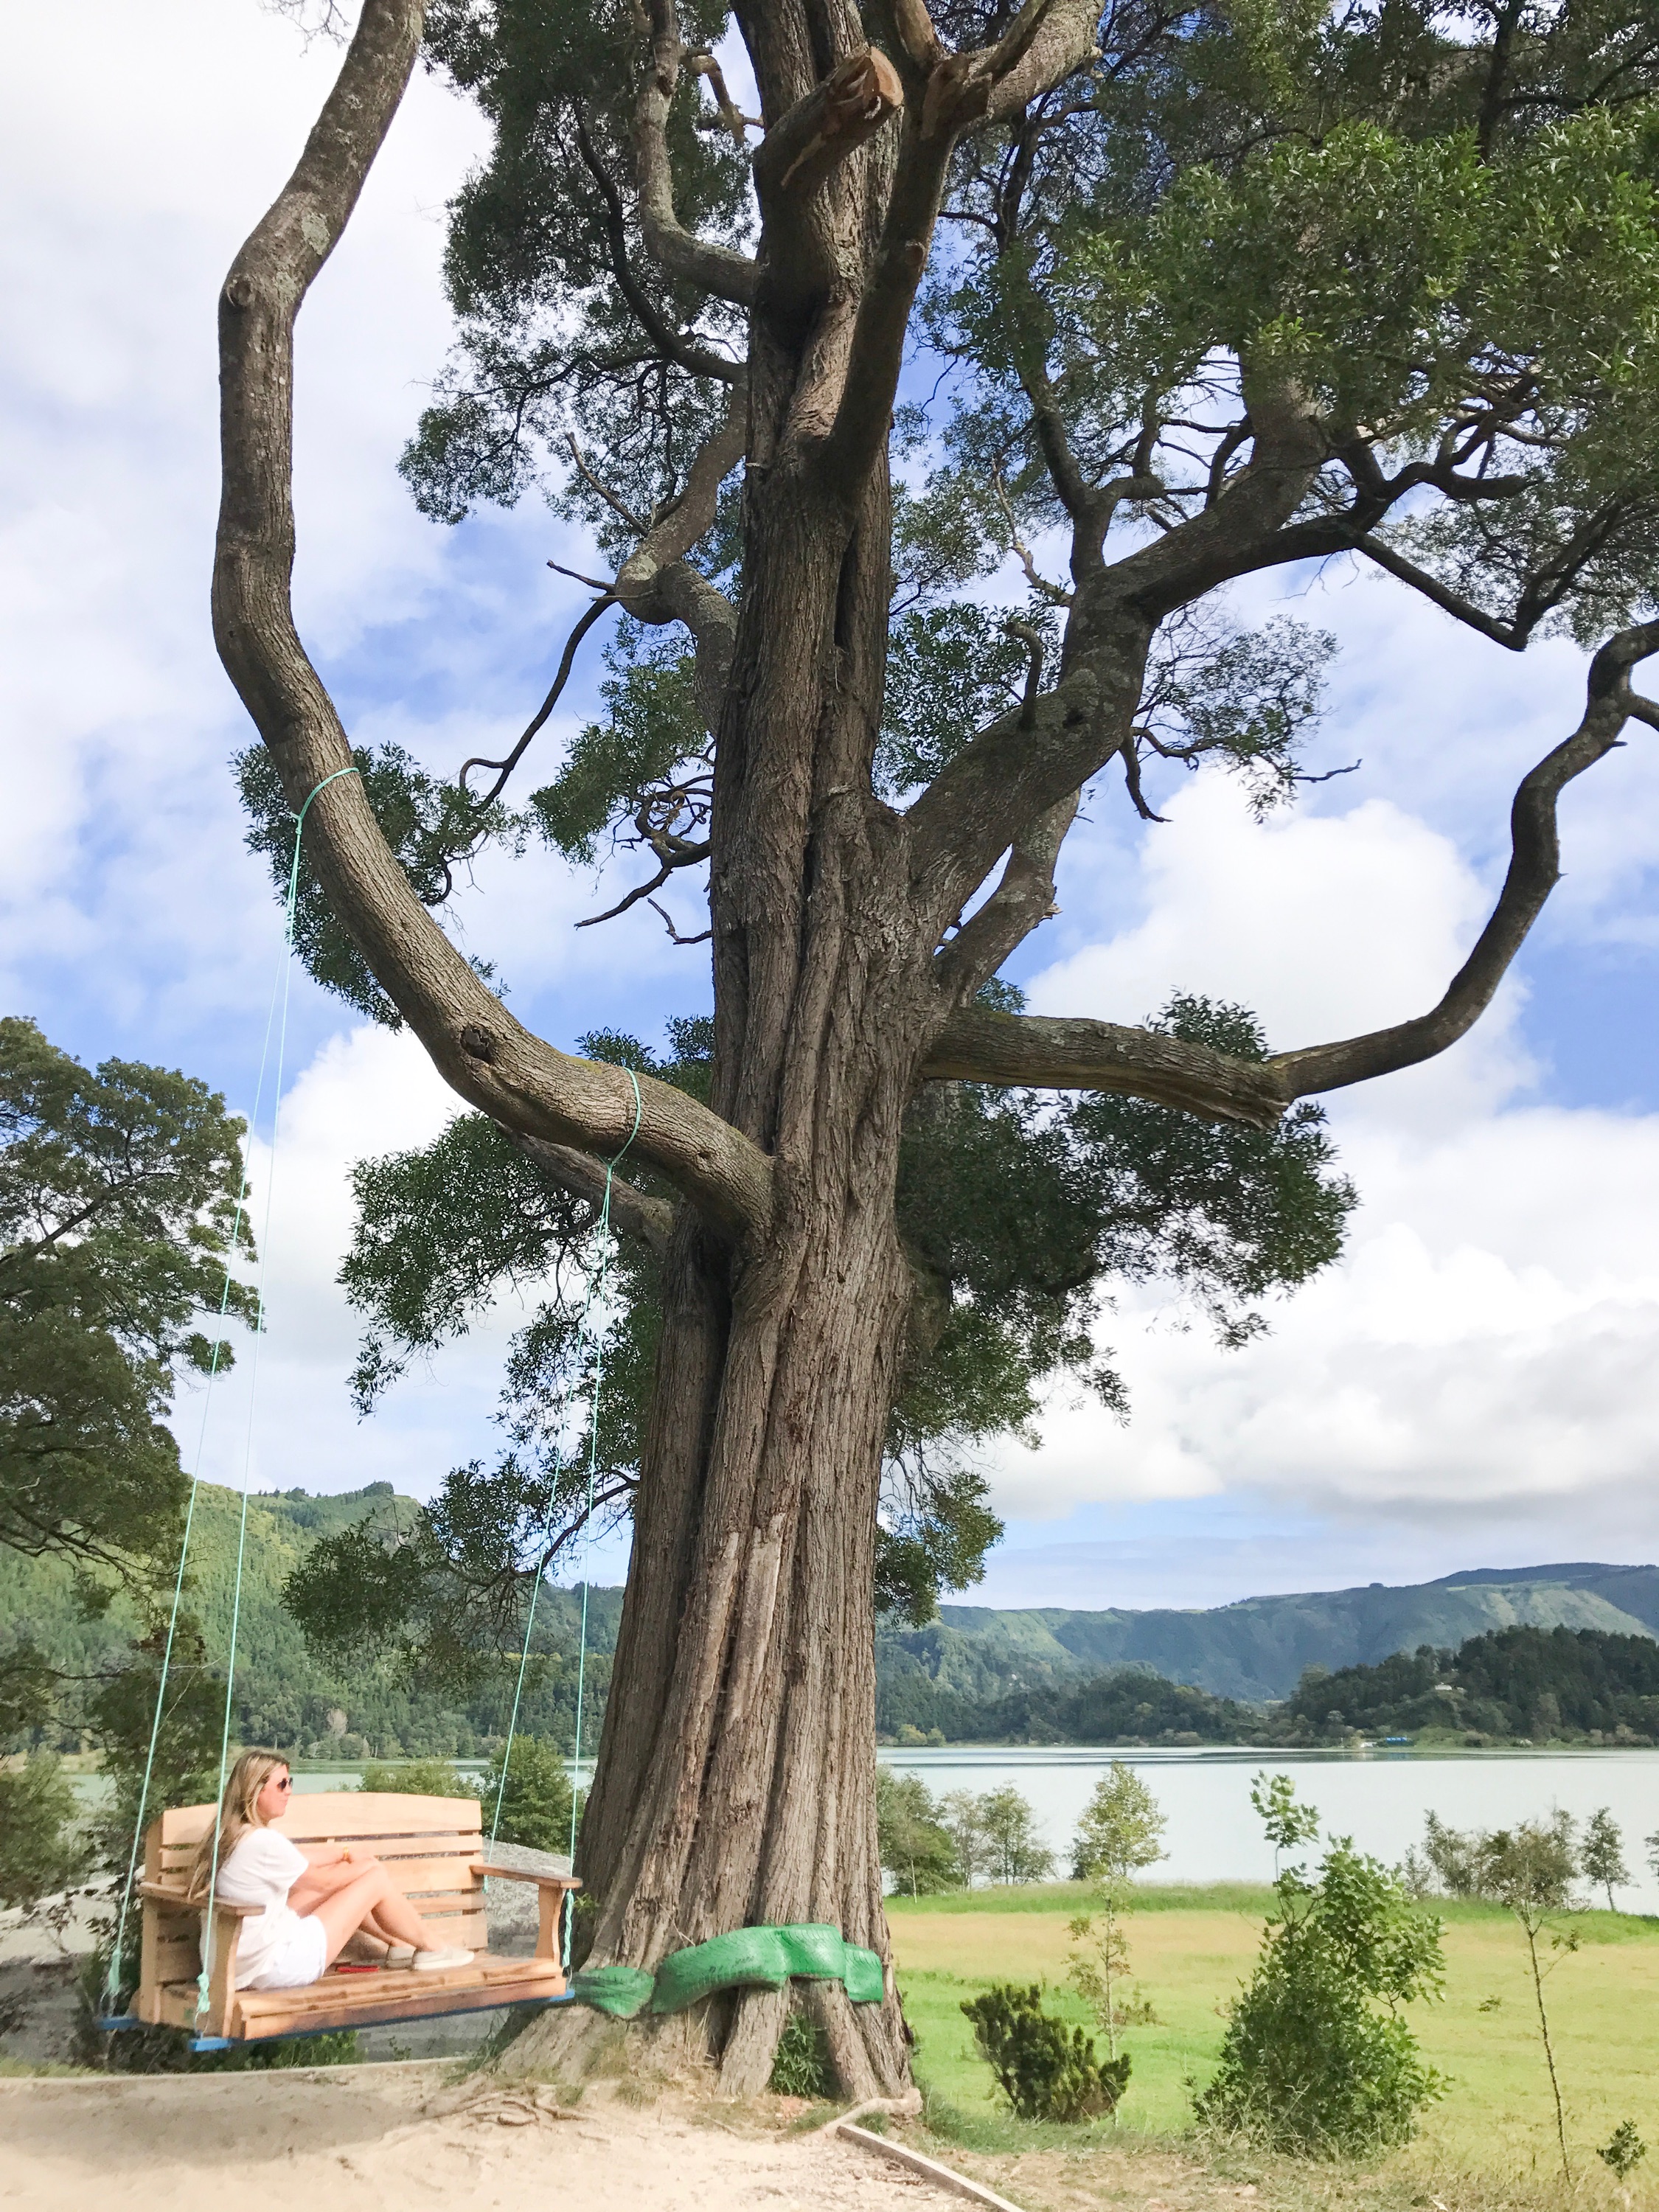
[7,2,1659,1611]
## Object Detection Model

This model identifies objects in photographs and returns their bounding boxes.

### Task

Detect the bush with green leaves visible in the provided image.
[961,1982,1131,2123]
[1197,1779,1445,2154]
[0,1751,88,1910]
[768,2006,833,2099]
[877,1767,960,1895]
[481,1736,575,1854]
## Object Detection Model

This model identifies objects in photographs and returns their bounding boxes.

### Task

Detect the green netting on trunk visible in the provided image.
[570,1924,886,2019]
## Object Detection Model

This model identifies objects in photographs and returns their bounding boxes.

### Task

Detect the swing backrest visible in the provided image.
[148,1791,492,1951]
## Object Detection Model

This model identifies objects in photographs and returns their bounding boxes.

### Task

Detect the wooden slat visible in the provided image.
[157,1793,483,1848]
[233,1958,563,2042]
[328,1855,484,1896]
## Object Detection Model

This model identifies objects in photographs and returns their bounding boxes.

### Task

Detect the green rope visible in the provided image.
[100,967,283,2014]
[194,766,359,2021]
[484,1069,642,1961]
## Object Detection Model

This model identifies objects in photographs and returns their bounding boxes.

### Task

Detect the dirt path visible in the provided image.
[0,2065,967,2212]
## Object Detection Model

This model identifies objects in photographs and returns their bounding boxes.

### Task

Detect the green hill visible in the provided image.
[880,1564,1659,1706]
[7,1482,1657,1753]
[0,1481,624,1761]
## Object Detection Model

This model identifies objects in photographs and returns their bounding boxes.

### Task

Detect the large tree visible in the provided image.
[0,1018,254,1739]
[217,0,1659,2090]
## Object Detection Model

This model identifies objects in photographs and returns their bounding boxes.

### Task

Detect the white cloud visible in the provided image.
[187,1024,520,1500]
[1033,773,1535,1133]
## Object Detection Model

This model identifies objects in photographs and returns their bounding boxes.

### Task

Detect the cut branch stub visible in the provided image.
[754,49,905,206]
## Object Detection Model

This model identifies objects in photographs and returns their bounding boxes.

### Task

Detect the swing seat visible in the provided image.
[133,1792,580,2046]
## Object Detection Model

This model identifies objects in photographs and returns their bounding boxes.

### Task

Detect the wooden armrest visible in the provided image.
[472,1863,582,1891]
[137,1879,260,1918]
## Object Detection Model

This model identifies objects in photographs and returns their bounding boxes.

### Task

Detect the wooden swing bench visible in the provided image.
[133,1792,580,2048]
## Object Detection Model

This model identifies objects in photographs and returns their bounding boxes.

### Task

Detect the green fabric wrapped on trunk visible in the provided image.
[570,1924,886,2018]
[569,1964,658,2017]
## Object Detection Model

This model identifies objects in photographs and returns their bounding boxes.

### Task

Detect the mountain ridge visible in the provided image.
[891,1562,1659,1705]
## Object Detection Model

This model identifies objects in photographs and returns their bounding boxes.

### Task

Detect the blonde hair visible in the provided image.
[187,1749,289,1900]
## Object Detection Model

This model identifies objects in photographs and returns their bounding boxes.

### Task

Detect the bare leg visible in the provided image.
[304,1865,449,1966]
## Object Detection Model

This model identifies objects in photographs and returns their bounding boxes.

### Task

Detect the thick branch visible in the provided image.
[753,48,904,206]
[1267,622,1659,1098]
[505,1131,675,1259]
[613,378,745,734]
[932,790,1077,1002]
[573,116,742,384]
[929,629,1657,1121]
[922,1004,1288,1128]
[210,0,771,1244]
[634,0,757,306]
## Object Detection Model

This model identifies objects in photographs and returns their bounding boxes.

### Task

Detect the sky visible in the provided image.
[7,2,1659,1615]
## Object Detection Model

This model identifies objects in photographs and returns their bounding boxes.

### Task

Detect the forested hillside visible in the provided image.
[1281,1624,1659,1743]
[0,1483,622,1759]
[883,1562,1659,1704]
[8,1482,1658,1756]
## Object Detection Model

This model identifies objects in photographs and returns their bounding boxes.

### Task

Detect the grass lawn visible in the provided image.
[888,1882,1659,2177]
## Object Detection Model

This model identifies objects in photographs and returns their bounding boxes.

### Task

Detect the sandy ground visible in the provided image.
[0,2066,969,2212]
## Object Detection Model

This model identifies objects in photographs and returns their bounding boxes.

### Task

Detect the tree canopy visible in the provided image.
[285,989,1352,1670]
[0,1018,254,1728]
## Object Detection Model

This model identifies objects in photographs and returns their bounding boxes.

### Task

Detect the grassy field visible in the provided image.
[888,1881,1659,2177]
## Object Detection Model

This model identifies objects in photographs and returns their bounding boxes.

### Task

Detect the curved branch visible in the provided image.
[459,591,616,808]
[576,841,711,929]
[1267,621,1659,1099]
[926,625,1658,1125]
[504,1130,674,1258]
[634,0,758,307]
[211,0,771,1245]
[572,114,743,385]
[922,1003,1288,1127]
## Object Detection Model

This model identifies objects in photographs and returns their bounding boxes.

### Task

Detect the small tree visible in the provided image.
[1198,1790,1445,2155]
[484,1737,577,1855]
[1482,1818,1580,2181]
[1582,1808,1630,1911]
[962,1983,1130,2123]
[939,1791,991,1889]
[876,1768,959,1896]
[0,1753,88,1913]
[1251,1771,1322,1877]
[1068,1763,1167,2057]
[978,1787,1056,1885]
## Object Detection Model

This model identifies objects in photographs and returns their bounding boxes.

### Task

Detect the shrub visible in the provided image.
[961,1982,1130,2122]
[0,1752,88,1909]
[1197,1778,1445,2155]
[481,1736,575,1854]
[769,2005,833,2097]
[355,1757,473,1798]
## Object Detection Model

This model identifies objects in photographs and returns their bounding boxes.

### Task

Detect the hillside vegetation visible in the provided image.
[0,1481,621,1761]
[7,1486,1659,1756]
[881,1563,1659,1707]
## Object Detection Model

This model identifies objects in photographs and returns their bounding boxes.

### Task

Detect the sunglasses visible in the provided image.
[272,1775,293,1793]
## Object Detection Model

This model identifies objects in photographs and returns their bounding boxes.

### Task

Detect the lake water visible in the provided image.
[877,1745,1659,1907]
[79,1747,1659,1910]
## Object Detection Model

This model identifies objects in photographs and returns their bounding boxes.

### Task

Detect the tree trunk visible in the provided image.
[515,225,929,2093]
[518,875,926,2094]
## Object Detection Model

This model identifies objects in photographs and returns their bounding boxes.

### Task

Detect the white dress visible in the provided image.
[211,1827,329,1990]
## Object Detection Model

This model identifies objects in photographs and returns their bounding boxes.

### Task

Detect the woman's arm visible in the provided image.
[288,1846,379,1912]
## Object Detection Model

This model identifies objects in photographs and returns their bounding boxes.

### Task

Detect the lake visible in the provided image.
[877,1744,1659,1907]
[79,1746,1659,1910]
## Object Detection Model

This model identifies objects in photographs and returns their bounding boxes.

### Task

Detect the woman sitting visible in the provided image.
[187,1749,473,1992]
